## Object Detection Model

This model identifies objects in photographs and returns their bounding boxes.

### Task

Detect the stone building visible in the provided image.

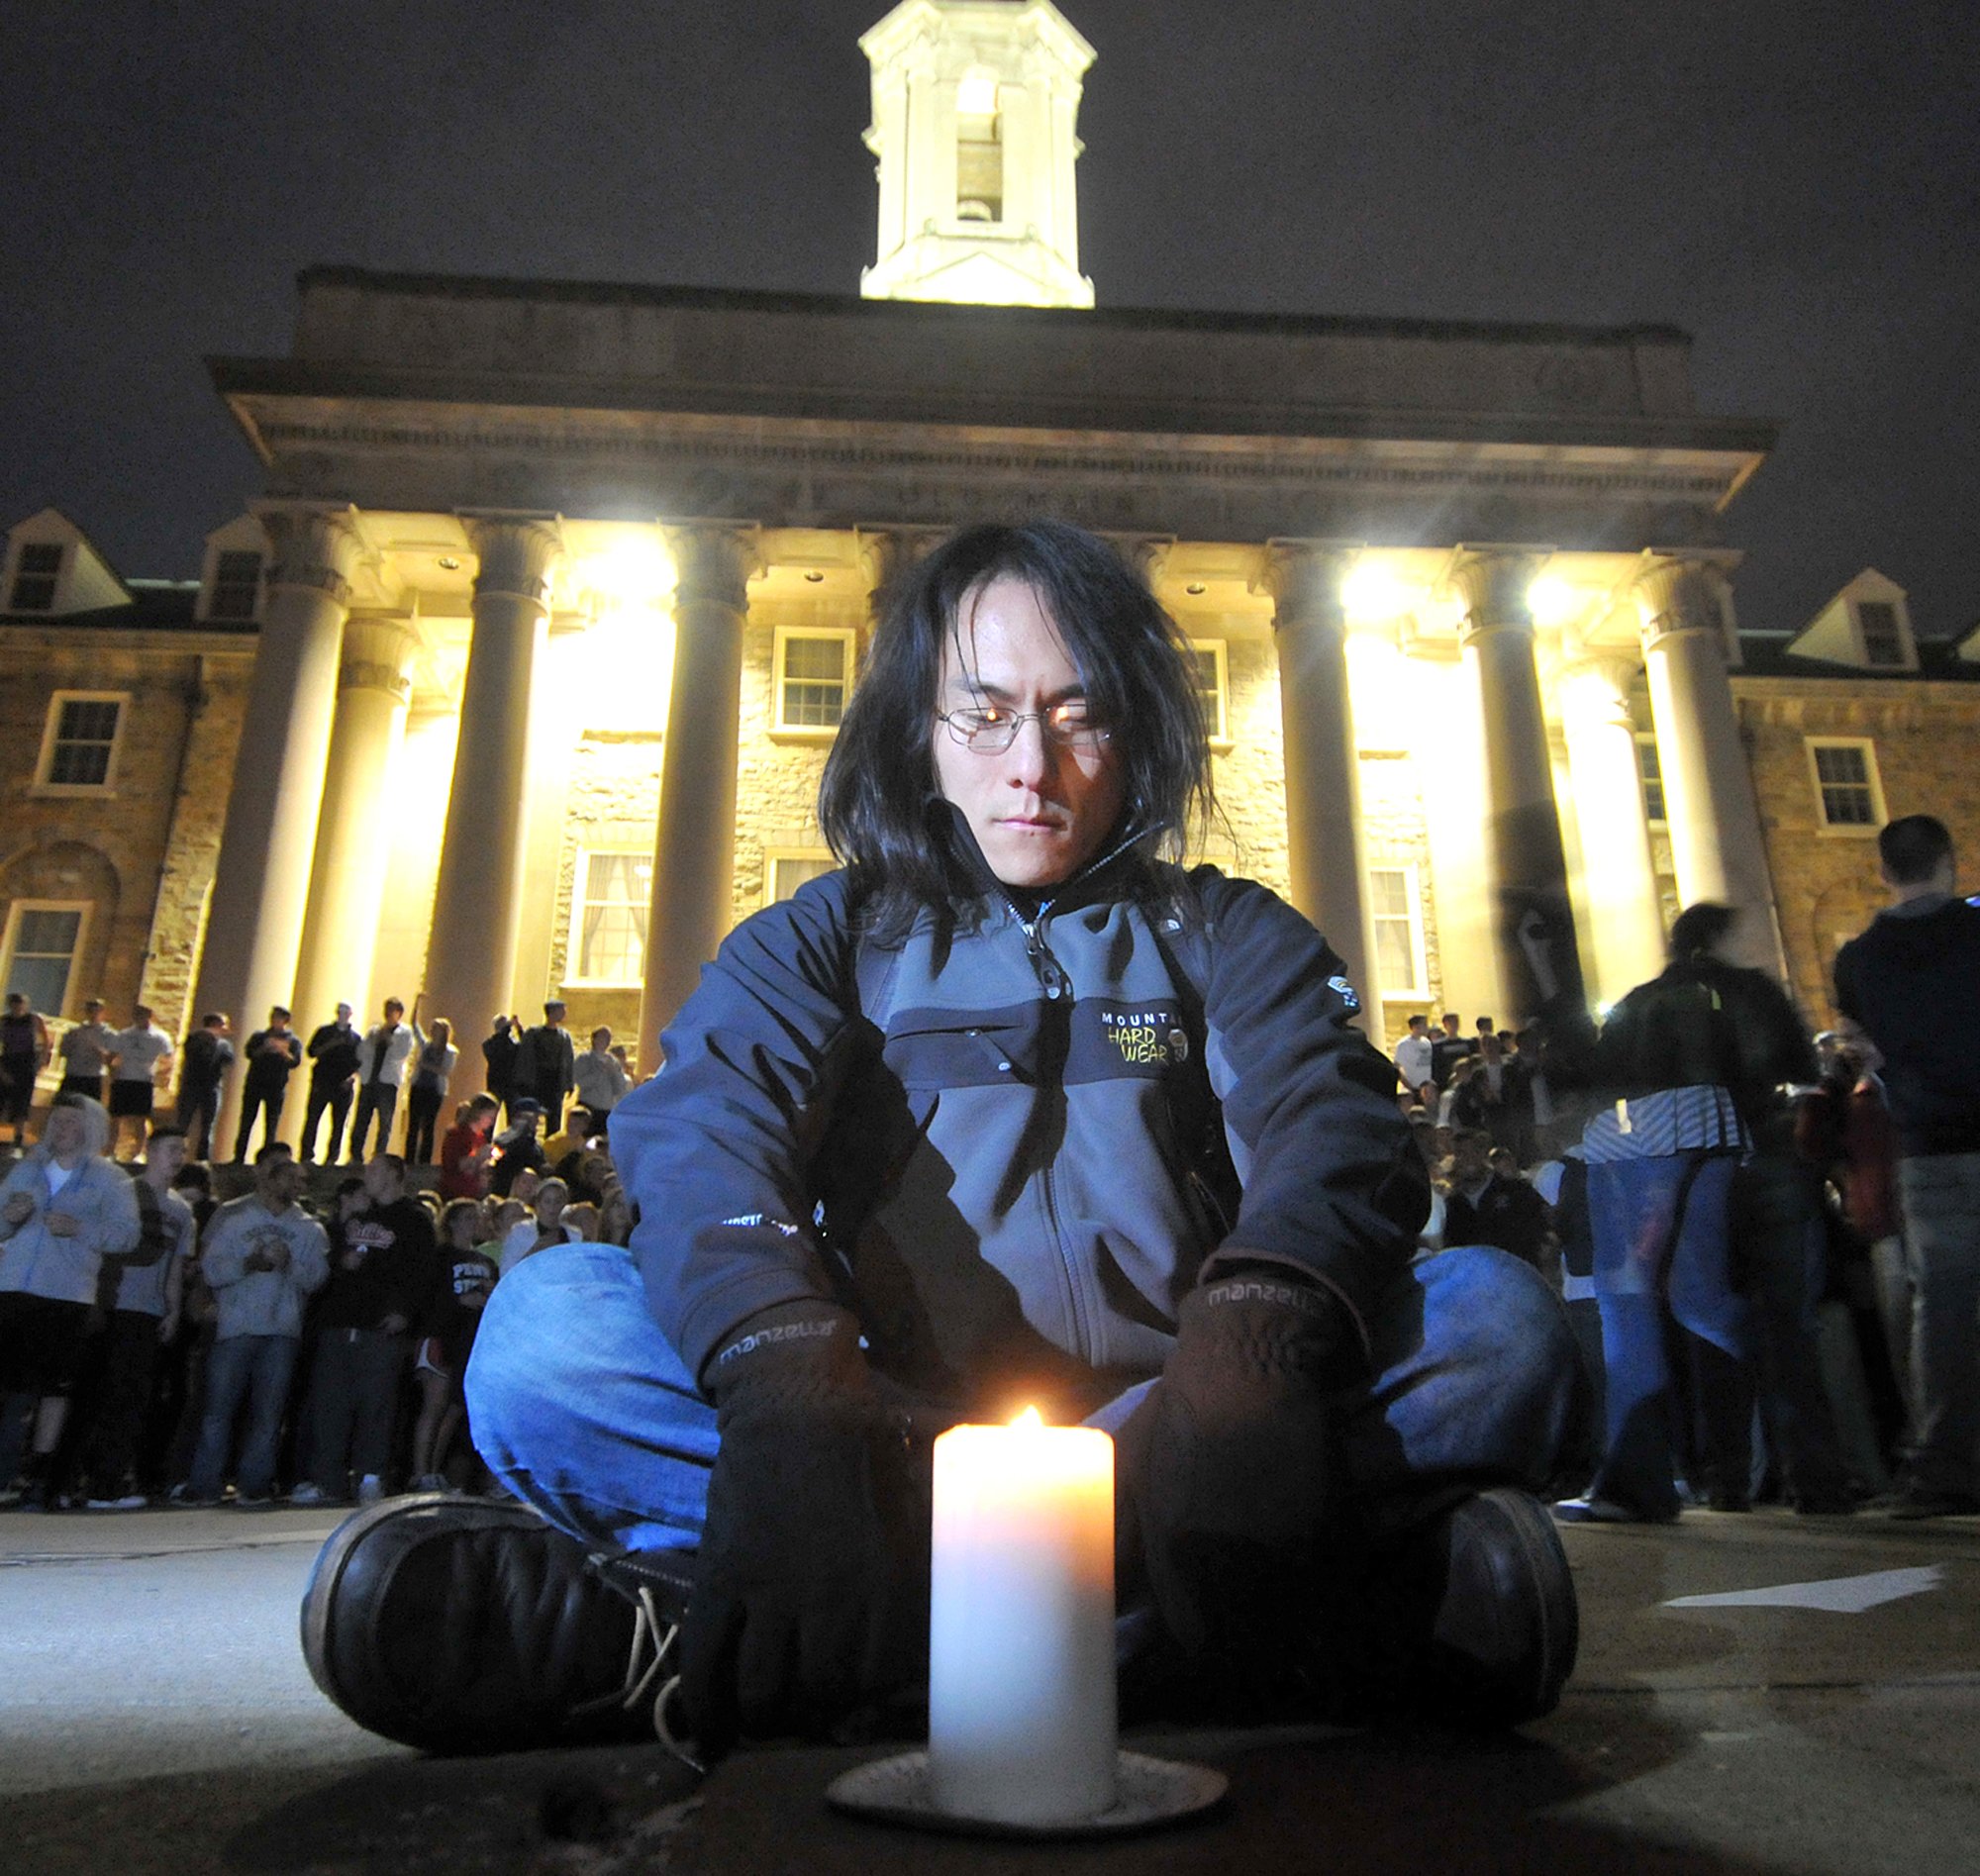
[2,0,1975,1150]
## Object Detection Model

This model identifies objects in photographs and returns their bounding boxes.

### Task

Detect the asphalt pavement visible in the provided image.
[2,1501,1977,1875]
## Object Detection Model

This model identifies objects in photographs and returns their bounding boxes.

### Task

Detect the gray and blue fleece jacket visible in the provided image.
[612,851,1424,1420]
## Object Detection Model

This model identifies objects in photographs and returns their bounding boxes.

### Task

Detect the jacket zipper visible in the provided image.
[999,888,1093,1361]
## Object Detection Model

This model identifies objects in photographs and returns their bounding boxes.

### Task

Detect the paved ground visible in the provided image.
[2,1502,1977,1875]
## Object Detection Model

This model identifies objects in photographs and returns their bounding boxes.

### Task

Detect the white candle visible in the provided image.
[927,1407,1118,1825]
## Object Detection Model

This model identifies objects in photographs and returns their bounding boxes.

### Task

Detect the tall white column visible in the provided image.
[1449,546,1587,1017]
[191,505,361,1152]
[1636,556,1785,974]
[288,613,418,1049]
[422,519,560,1099]
[1261,541,1379,1008]
[1558,653,1668,1002]
[638,525,758,1071]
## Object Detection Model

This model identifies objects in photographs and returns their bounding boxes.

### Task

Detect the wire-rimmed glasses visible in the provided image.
[936,703,1111,754]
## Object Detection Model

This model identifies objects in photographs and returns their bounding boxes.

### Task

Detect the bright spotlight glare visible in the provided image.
[1527,578,1577,625]
[956,71,999,115]
[1342,565,1411,619]
[589,538,675,609]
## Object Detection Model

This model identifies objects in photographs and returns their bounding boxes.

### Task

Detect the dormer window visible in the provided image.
[208,549,264,623]
[956,71,1002,223]
[9,543,62,612]
[1857,601,1906,667]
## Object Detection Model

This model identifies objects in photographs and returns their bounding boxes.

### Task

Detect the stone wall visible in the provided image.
[1737,676,1980,1028]
[137,653,254,1038]
[0,635,250,1055]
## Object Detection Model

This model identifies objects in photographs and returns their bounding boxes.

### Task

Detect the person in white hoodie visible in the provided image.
[0,1093,141,1507]
[179,1142,330,1508]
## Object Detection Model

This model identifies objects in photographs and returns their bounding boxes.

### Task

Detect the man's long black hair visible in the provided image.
[818,522,1217,943]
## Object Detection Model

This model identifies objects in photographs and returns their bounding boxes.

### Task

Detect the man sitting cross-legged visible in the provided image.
[299,522,1589,1759]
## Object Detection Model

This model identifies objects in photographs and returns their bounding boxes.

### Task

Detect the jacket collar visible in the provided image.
[930,797,1163,925]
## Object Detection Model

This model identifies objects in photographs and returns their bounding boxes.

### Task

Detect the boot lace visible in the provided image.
[570,1583,704,1774]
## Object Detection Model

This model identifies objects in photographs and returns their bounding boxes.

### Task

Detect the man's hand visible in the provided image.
[380,1312,409,1335]
[1119,1268,1359,1673]
[681,1304,925,1754]
[45,1210,79,1239]
[3,1192,35,1227]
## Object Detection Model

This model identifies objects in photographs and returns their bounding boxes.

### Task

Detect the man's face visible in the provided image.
[134,1006,151,1028]
[148,1136,189,1182]
[336,1004,352,1025]
[1442,1015,1462,1036]
[84,1003,103,1024]
[544,1005,565,1029]
[591,1029,611,1052]
[256,1154,301,1206]
[361,1157,402,1205]
[383,1002,403,1024]
[269,1010,289,1031]
[932,576,1128,891]
[1452,1135,1491,1183]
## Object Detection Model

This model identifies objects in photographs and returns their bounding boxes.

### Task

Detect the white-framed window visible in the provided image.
[34,691,129,793]
[1805,738,1885,834]
[1,900,89,1017]
[8,543,63,612]
[1636,734,1666,824]
[771,627,856,735]
[206,549,263,623]
[1368,864,1428,999]
[762,848,838,907]
[1188,639,1229,743]
[565,849,651,984]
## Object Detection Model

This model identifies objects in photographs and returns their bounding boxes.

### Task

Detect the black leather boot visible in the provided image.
[1341,1486,1580,1728]
[300,1494,694,1754]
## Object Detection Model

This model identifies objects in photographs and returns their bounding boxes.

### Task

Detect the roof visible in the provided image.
[289,264,1699,352]
[0,581,251,636]
[1734,631,1980,683]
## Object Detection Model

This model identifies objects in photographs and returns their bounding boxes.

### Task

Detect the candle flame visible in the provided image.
[1011,1405,1044,1430]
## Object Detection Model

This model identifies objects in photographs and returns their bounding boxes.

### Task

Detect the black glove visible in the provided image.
[680,1303,924,1750]
[1119,1268,1358,1669]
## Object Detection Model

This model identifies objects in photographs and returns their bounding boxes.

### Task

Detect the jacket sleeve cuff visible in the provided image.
[1197,1244,1375,1369]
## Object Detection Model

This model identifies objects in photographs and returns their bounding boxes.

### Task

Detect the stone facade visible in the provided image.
[0,609,253,1073]
[1735,673,1980,1029]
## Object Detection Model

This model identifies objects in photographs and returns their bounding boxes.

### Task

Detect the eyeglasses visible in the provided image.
[937,703,1112,754]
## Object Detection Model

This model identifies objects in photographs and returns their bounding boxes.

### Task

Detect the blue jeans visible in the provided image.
[1896,1152,1980,1495]
[1587,1152,1750,1517]
[466,1240,1588,1557]
[189,1333,299,1499]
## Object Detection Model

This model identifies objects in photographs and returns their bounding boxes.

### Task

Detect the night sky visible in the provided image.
[6,0,1975,637]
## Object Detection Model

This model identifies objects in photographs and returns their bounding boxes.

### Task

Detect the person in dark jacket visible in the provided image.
[511,1004,576,1135]
[1557,901,1844,1523]
[232,1009,302,1163]
[303,521,1587,1758]
[1834,814,1980,1517]
[292,1153,438,1505]
[300,1004,361,1165]
[173,1013,234,1161]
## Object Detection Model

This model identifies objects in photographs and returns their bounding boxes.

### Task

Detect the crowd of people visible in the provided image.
[0,1023,639,1512]
[1391,813,1980,1525]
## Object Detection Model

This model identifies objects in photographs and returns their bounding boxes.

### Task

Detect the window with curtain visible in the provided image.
[4,905,84,1015]
[1367,865,1426,997]
[572,852,650,982]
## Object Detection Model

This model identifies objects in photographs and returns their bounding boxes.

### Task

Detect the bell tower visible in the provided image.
[858,0,1096,308]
